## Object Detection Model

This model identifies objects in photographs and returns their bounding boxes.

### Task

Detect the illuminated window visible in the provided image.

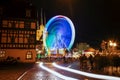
[15,37,18,43]
[19,37,23,43]
[16,23,19,28]
[8,22,12,28]
[27,31,30,34]
[24,38,27,43]
[13,45,15,47]
[0,50,6,58]
[19,45,21,47]
[19,30,22,33]
[2,20,8,27]
[1,37,6,43]
[33,31,35,34]
[8,37,11,43]
[21,45,23,48]
[19,34,23,37]
[21,31,24,34]
[31,22,36,29]
[19,21,24,28]
[30,45,34,48]
[10,44,12,47]
[5,30,7,33]
[25,31,27,34]
[26,51,32,59]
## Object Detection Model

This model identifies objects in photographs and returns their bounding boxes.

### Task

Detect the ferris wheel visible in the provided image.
[43,15,75,54]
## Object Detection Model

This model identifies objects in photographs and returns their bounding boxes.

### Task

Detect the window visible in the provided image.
[10,44,12,47]
[15,37,18,43]
[0,50,6,58]
[13,45,15,47]
[19,21,24,28]
[31,22,36,29]
[26,51,32,59]
[11,36,15,43]
[2,33,6,37]
[24,38,27,43]
[25,22,30,29]
[1,37,6,43]
[29,34,35,43]
[8,22,12,28]
[4,45,6,47]
[19,45,21,47]
[11,21,16,28]
[33,31,35,34]
[26,9,31,17]
[2,20,8,27]
[19,37,23,43]
[1,44,3,48]
[7,44,9,47]
[16,23,19,28]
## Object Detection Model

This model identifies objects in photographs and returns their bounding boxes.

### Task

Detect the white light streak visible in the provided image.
[52,62,120,80]
[39,62,78,80]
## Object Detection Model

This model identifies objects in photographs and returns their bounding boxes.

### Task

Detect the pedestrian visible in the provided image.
[89,54,94,70]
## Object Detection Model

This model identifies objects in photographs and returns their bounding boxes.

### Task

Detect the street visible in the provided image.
[18,61,101,80]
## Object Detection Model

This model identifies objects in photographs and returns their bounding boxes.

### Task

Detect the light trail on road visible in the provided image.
[52,62,120,80]
[39,62,78,80]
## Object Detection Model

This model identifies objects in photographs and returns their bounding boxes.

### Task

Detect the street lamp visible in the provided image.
[109,41,117,47]
[113,43,117,47]
[109,41,113,46]
[108,40,117,52]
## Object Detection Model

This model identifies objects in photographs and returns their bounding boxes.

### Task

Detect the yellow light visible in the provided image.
[113,43,117,47]
[110,42,113,46]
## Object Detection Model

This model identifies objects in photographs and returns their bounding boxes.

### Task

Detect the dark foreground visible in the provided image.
[0,61,120,80]
[0,63,34,80]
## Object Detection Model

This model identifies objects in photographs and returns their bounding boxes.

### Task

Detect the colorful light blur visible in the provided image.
[39,62,78,80]
[52,62,120,80]
[43,15,75,54]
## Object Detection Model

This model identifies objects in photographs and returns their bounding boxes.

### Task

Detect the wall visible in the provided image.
[5,49,36,63]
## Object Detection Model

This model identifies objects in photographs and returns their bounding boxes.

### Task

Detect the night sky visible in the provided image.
[1,0,120,48]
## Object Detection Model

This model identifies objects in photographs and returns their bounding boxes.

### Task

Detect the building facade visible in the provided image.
[0,1,40,62]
